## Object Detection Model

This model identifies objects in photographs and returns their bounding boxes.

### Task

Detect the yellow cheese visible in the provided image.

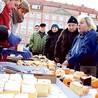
[35,80,49,97]
[70,81,89,96]
[37,79,51,93]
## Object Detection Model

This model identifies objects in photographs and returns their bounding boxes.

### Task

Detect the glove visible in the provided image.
[2,48,16,55]
[2,47,32,60]
[20,48,32,60]
[8,32,21,46]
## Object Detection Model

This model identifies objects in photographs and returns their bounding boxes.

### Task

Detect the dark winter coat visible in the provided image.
[43,29,63,60]
[54,28,78,63]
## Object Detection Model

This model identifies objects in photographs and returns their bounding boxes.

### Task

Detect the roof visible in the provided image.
[28,0,98,15]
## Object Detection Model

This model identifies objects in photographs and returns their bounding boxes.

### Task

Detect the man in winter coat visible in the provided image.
[43,24,63,60]
[29,23,47,55]
[55,16,78,66]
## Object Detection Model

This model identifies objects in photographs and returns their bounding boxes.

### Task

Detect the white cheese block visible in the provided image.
[9,74,22,82]
[22,74,37,85]
[0,81,5,92]
[21,84,37,98]
[14,93,28,98]
[4,80,21,94]
[0,94,14,98]
[0,74,9,82]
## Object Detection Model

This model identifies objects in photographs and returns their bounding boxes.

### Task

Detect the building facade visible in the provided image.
[16,0,98,44]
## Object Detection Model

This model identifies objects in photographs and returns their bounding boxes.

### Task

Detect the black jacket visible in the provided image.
[54,28,78,63]
[43,29,63,60]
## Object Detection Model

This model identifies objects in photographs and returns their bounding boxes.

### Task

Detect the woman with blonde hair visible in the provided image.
[62,15,98,77]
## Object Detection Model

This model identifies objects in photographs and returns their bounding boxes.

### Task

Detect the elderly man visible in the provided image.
[55,16,78,67]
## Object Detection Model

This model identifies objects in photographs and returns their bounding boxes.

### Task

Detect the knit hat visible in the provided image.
[51,24,59,29]
[0,25,8,42]
[67,16,78,24]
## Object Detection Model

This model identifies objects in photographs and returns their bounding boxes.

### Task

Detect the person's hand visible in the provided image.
[8,32,21,46]
[62,60,69,68]
[65,54,70,59]
[20,48,32,60]
[55,57,60,63]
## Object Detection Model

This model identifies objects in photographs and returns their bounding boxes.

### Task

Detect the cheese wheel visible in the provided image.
[95,93,98,98]
[91,79,98,88]
[63,78,73,87]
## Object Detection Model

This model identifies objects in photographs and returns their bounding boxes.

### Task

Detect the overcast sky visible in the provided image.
[46,0,98,11]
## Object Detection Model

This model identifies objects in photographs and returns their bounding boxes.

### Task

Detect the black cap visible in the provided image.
[0,25,8,42]
[67,16,78,24]
[40,23,46,27]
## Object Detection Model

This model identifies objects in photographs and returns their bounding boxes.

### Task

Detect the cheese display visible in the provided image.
[70,81,89,96]
[0,74,52,98]
[16,55,56,71]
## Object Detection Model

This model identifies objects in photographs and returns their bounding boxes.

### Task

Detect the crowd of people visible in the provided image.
[0,0,98,76]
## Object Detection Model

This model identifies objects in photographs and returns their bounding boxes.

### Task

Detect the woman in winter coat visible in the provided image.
[62,15,98,76]
[43,24,63,60]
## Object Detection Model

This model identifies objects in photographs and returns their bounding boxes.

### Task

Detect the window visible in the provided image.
[45,14,49,19]
[35,21,40,26]
[28,20,34,33]
[59,16,63,21]
[20,19,27,33]
[36,13,41,19]
[52,15,56,20]
[58,22,63,28]
[29,12,34,17]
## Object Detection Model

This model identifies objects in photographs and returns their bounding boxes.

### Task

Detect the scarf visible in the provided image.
[38,31,46,38]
